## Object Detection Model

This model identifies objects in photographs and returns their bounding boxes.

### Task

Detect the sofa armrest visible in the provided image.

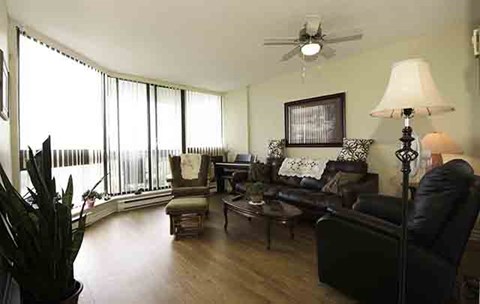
[353,194,409,225]
[325,206,400,238]
[339,173,379,208]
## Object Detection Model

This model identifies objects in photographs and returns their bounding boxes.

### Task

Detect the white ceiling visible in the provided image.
[6,0,471,92]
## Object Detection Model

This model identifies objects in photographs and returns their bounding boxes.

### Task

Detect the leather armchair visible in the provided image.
[316,160,480,304]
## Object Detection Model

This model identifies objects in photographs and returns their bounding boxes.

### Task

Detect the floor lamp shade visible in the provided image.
[370,58,454,118]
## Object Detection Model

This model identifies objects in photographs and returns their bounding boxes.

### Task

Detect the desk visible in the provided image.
[214,162,251,192]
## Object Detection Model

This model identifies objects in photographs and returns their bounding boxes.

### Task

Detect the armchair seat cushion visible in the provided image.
[166,197,208,214]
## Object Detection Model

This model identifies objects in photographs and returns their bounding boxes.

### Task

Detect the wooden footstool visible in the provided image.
[165,197,208,239]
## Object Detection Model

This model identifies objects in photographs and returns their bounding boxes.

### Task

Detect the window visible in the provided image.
[19,33,224,199]
[186,91,223,150]
[150,86,182,189]
[19,34,103,205]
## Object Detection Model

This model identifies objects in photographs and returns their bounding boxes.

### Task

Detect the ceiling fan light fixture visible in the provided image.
[301,43,321,56]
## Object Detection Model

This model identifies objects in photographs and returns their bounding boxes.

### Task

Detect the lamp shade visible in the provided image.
[421,132,463,154]
[370,58,454,118]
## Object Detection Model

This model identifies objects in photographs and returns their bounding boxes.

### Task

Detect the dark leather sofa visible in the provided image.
[315,159,480,304]
[232,159,379,218]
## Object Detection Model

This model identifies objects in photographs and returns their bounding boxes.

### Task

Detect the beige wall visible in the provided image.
[0,0,11,179]
[224,24,480,195]
[224,86,250,161]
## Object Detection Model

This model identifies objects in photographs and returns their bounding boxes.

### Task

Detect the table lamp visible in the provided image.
[421,132,463,168]
[370,58,455,304]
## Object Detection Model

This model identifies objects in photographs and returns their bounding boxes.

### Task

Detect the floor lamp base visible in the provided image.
[395,109,419,304]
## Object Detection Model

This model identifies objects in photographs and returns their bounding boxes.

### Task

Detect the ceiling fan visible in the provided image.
[264,15,363,62]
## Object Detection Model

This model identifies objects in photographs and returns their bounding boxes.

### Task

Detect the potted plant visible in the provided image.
[0,137,104,304]
[81,189,103,209]
[246,182,265,205]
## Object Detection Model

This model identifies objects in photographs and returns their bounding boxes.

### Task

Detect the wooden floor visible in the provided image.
[74,194,355,304]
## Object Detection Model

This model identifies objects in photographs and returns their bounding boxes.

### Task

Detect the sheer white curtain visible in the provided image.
[185,91,223,149]
[19,34,103,205]
[150,87,182,189]
[118,80,148,193]
[105,76,120,194]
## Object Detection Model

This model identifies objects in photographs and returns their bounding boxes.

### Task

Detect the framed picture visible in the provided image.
[284,92,345,147]
[0,49,8,121]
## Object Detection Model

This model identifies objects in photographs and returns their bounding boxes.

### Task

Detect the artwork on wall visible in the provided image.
[0,49,8,121]
[284,92,345,147]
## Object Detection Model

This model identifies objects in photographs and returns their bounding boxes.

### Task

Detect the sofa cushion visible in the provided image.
[278,188,342,210]
[277,175,303,188]
[337,138,374,162]
[322,172,365,194]
[248,162,271,183]
[300,177,325,190]
[408,159,474,246]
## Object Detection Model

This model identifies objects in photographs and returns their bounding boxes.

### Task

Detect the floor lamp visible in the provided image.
[370,58,455,304]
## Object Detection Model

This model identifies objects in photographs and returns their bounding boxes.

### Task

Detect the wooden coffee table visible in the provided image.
[222,195,303,250]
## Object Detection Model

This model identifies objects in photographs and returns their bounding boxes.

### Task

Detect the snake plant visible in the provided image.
[0,137,102,302]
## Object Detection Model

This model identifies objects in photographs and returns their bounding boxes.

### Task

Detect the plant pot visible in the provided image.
[250,194,263,203]
[22,280,83,304]
[86,199,95,209]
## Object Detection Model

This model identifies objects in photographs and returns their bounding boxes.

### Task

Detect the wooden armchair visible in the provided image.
[168,154,211,197]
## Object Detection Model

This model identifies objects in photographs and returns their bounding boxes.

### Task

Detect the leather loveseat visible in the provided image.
[232,159,379,219]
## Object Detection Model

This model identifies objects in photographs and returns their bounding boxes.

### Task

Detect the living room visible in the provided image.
[0,0,480,303]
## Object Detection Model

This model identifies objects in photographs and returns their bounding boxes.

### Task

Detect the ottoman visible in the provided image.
[165,197,208,239]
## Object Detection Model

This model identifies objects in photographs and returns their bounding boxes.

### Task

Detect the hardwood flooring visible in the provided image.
[75,194,355,304]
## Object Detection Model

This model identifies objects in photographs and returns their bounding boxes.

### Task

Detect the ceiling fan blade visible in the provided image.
[281,45,302,62]
[323,31,363,44]
[320,45,336,59]
[264,38,298,42]
[264,41,299,46]
[305,15,321,36]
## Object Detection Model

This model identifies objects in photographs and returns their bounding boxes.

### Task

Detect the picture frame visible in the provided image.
[0,49,8,121]
[284,92,346,147]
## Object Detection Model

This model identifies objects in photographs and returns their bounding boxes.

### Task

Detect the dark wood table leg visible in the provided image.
[223,204,228,231]
[266,219,271,250]
[289,220,295,240]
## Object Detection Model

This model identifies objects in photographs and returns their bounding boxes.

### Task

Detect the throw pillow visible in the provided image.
[248,162,272,184]
[337,138,374,162]
[322,171,365,194]
[267,139,286,158]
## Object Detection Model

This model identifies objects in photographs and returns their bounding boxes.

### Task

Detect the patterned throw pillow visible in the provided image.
[267,139,286,158]
[337,138,374,162]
